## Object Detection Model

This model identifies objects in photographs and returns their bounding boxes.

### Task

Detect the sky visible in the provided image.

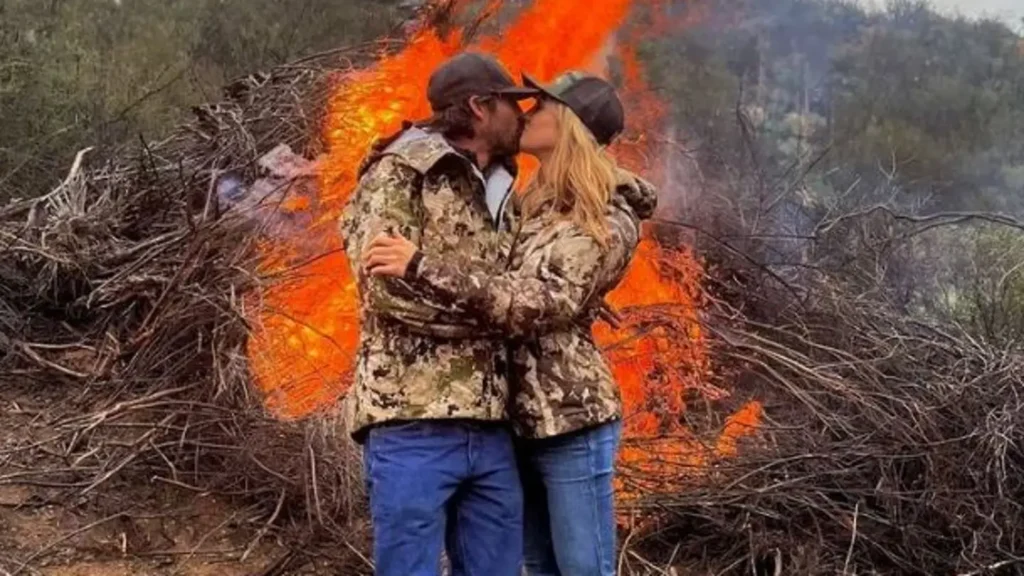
[860,0,1024,27]
[929,0,1023,23]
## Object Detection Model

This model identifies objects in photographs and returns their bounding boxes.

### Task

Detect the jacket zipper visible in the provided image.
[481,182,516,418]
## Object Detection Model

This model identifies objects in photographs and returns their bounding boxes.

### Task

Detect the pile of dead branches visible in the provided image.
[0,44,390,572]
[620,158,1024,573]
[620,296,1023,575]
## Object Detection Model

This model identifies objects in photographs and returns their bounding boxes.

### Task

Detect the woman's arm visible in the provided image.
[365,230,605,337]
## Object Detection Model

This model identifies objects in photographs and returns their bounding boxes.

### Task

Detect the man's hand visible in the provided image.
[364,232,419,278]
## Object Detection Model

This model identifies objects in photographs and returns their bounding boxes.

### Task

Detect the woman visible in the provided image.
[363,71,657,576]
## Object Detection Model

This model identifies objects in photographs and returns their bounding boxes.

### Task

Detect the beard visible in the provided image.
[490,118,525,157]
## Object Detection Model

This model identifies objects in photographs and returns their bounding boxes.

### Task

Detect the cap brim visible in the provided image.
[495,86,540,100]
[522,73,573,109]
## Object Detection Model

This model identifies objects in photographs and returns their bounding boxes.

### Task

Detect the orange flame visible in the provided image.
[247,0,761,491]
[250,0,639,417]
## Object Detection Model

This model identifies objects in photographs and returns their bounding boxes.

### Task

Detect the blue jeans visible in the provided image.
[517,420,622,576]
[363,420,524,576]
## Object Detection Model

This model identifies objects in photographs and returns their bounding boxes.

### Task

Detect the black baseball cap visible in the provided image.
[523,71,625,145]
[427,52,538,112]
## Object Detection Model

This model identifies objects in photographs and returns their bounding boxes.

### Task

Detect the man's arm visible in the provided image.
[404,226,606,338]
[340,155,487,338]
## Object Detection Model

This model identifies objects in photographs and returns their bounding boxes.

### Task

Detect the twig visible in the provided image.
[956,559,1024,576]
[241,489,286,562]
[843,501,860,574]
[343,538,375,572]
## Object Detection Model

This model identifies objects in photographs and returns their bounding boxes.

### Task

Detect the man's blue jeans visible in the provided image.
[517,420,622,576]
[363,420,524,576]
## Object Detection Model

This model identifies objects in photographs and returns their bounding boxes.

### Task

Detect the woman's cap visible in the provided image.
[523,71,625,145]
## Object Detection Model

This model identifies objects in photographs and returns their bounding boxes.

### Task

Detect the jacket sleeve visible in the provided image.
[406,228,605,337]
[339,155,484,338]
[599,200,644,290]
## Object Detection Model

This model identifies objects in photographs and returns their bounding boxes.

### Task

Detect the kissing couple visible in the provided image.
[340,50,657,576]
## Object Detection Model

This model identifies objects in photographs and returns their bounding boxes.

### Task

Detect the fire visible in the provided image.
[598,238,762,498]
[249,0,639,417]
[247,0,762,489]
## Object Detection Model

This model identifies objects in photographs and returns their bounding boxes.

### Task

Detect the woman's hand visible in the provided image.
[363,232,419,278]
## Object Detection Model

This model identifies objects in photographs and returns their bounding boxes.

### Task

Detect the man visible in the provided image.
[338,52,536,576]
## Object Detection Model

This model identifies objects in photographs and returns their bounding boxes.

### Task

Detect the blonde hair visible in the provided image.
[520,104,618,247]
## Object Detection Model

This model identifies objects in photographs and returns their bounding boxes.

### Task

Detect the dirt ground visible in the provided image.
[0,383,690,576]
[0,384,325,576]
[0,482,286,575]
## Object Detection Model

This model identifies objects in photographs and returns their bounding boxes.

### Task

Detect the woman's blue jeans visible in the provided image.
[517,420,622,576]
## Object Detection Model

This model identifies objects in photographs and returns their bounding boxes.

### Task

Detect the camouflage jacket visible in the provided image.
[338,127,515,441]
[405,170,658,438]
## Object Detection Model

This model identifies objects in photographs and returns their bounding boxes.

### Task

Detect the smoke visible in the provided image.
[632,0,1024,325]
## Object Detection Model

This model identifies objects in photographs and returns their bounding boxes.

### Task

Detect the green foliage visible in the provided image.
[638,0,1024,344]
[641,0,1024,212]
[942,226,1024,343]
[0,0,404,200]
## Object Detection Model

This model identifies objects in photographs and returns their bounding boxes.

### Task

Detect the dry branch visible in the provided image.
[0,44,382,574]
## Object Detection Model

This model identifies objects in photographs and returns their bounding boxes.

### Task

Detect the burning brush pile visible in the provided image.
[1,1,1023,574]
[0,44,384,572]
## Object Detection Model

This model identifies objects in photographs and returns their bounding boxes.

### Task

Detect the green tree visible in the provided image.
[1,0,403,201]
